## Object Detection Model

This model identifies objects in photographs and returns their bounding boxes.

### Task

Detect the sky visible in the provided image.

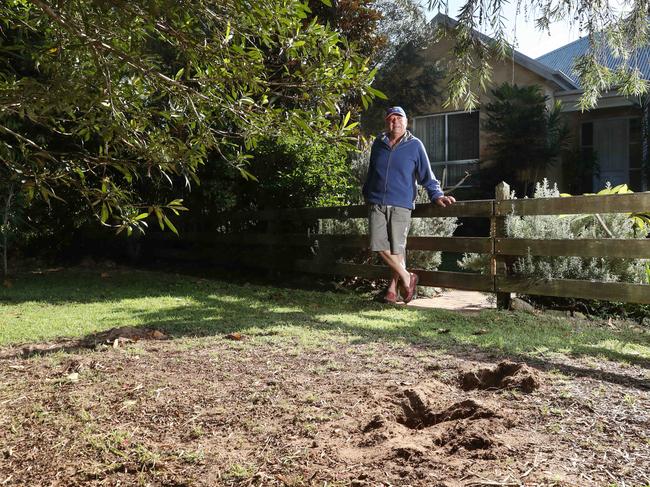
[424,0,585,59]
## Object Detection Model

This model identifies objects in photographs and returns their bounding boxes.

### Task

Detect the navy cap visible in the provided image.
[385,106,406,118]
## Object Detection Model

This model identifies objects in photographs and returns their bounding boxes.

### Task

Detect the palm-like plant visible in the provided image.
[482,83,570,196]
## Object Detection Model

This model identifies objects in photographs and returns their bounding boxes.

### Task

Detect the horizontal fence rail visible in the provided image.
[151,184,650,308]
[497,277,650,305]
[220,199,493,223]
[495,192,650,216]
[496,238,650,259]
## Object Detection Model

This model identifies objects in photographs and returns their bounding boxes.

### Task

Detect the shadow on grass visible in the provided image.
[3,269,650,390]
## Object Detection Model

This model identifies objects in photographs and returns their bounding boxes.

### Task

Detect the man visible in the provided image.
[362,106,456,304]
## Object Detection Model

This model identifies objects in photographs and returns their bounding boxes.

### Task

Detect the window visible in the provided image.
[413,111,479,187]
[581,118,644,192]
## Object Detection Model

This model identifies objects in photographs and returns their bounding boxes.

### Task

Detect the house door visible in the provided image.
[592,119,629,190]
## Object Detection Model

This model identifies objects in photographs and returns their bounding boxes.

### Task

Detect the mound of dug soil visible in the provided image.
[459,361,541,393]
[433,419,497,453]
[360,381,513,460]
[398,387,496,429]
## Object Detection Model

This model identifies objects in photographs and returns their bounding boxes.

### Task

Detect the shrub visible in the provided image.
[235,137,355,209]
[459,179,650,318]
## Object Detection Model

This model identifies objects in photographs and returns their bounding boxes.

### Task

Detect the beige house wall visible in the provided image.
[411,37,565,191]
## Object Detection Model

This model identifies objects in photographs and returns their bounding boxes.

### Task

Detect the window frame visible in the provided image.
[412,110,479,188]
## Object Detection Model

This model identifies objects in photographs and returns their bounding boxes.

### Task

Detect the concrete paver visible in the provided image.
[407,289,495,312]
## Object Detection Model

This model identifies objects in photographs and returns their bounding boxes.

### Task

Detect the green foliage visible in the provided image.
[459,179,650,317]
[308,0,385,61]
[0,0,380,237]
[372,0,428,66]
[482,83,569,196]
[426,0,649,110]
[234,136,355,209]
[361,41,445,134]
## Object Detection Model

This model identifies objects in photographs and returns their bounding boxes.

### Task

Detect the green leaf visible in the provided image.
[367,86,388,100]
[342,111,351,127]
[224,21,231,44]
[609,184,630,194]
[163,215,178,235]
[154,208,164,230]
[293,116,314,136]
[101,204,109,223]
[239,168,258,181]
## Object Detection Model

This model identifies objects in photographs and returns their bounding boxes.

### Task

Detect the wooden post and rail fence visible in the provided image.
[152,182,650,308]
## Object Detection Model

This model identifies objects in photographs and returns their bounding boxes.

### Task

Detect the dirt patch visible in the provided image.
[434,419,497,453]
[15,326,168,358]
[1,339,649,486]
[459,360,541,392]
[360,382,510,462]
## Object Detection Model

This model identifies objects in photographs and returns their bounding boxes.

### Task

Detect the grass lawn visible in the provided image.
[1,267,649,365]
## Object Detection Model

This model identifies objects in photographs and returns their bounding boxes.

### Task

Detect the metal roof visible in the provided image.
[536,36,650,87]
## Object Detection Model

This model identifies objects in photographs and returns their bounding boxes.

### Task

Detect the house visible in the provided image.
[537,37,649,192]
[398,13,649,193]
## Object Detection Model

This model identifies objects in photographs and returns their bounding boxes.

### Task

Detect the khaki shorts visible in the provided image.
[368,204,412,255]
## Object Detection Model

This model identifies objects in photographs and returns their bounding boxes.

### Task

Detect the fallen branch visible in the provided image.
[444,171,472,195]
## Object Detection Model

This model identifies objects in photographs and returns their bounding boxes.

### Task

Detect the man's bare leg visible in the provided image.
[386,253,406,295]
[379,251,410,291]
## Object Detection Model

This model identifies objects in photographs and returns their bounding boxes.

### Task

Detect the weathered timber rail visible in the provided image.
[151,183,650,308]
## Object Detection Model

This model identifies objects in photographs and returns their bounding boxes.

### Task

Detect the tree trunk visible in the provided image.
[2,184,14,277]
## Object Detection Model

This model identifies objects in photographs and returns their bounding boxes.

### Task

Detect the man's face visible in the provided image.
[385,114,407,138]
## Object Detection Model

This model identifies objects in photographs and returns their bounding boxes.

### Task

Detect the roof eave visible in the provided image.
[429,13,579,91]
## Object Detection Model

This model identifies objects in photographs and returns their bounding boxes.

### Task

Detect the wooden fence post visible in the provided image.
[492,182,511,309]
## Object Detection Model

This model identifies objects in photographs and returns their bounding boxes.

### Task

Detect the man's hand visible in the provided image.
[434,195,456,207]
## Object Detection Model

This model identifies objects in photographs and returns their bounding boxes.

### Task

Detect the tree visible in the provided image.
[426,0,649,110]
[373,0,429,66]
[361,40,445,134]
[308,0,386,61]
[0,0,377,237]
[482,83,569,195]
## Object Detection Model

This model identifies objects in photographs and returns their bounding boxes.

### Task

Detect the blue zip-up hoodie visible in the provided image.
[362,131,443,209]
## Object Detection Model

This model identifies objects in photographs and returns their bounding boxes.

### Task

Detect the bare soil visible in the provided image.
[1,330,649,486]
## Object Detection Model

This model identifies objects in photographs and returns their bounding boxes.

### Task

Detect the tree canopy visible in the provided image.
[427,0,649,110]
[0,0,379,234]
